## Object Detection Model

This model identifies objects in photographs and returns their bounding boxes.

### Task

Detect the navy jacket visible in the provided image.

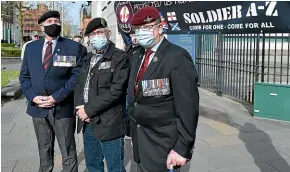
[19,37,83,118]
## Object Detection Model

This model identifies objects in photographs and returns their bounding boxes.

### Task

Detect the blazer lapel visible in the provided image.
[36,39,45,76]
[131,48,145,99]
[135,38,169,97]
[44,37,65,76]
[132,48,145,86]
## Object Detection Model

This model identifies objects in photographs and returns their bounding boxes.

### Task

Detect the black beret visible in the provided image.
[38,11,60,24]
[85,18,108,35]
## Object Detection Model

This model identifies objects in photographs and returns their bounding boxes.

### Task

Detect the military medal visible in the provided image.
[164,78,170,95]
[153,79,158,96]
[142,80,147,97]
[147,80,152,96]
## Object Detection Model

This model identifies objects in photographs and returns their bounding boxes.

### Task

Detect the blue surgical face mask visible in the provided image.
[90,35,107,50]
[135,30,155,48]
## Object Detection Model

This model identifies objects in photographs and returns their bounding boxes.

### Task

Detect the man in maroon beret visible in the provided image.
[127,6,199,172]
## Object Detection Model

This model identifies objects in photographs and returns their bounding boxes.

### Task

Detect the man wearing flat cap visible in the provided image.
[127,6,199,172]
[19,10,83,172]
[74,17,129,172]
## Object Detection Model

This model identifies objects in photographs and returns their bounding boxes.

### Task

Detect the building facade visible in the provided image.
[91,1,124,49]
[22,3,48,40]
[1,1,14,43]
[79,1,92,35]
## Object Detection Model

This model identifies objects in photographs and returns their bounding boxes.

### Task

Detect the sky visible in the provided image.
[34,1,84,26]
[67,1,84,25]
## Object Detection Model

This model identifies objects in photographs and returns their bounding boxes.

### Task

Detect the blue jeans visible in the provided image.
[83,126,126,172]
[126,94,129,118]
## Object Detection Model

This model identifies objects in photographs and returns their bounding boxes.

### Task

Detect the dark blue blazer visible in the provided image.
[19,37,83,118]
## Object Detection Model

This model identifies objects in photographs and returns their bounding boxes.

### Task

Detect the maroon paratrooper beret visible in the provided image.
[130,6,160,25]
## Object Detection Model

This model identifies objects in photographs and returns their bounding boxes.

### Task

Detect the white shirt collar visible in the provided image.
[44,36,59,45]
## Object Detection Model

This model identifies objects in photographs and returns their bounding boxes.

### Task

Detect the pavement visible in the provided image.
[1,59,22,102]
[1,58,22,71]
[2,89,290,172]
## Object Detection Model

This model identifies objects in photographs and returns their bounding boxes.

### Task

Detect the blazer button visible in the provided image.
[137,124,140,128]
[90,72,93,76]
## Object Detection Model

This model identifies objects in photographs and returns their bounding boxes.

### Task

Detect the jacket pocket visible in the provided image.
[97,69,113,87]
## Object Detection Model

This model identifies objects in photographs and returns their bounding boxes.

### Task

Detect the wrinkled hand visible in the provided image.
[38,96,56,108]
[33,96,48,104]
[166,150,187,169]
[76,105,89,121]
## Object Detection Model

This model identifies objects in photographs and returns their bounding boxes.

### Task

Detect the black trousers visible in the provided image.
[137,163,180,172]
[32,109,78,172]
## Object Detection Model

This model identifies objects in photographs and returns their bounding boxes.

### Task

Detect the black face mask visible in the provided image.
[44,24,61,37]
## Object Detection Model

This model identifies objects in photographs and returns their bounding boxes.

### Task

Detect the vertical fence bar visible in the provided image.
[211,34,215,90]
[255,33,260,82]
[287,33,290,84]
[207,34,210,88]
[196,33,202,86]
[221,34,228,94]
[267,33,271,83]
[273,33,277,83]
[280,33,284,84]
[226,34,231,95]
[201,34,205,87]
[216,33,223,96]
[245,34,250,101]
[233,34,237,98]
[242,34,246,101]
[237,34,242,99]
[238,34,243,100]
[249,34,256,102]
[230,34,235,97]
[261,32,266,82]
[207,34,211,89]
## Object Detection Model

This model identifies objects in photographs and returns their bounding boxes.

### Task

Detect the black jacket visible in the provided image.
[128,38,199,171]
[125,44,142,66]
[74,41,130,141]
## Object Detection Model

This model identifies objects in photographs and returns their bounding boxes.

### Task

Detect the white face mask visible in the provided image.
[135,30,155,48]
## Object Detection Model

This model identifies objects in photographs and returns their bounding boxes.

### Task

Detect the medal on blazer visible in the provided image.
[99,61,111,70]
[53,54,76,67]
[142,78,171,97]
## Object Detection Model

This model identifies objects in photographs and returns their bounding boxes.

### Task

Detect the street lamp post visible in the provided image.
[61,2,64,37]
[53,1,75,37]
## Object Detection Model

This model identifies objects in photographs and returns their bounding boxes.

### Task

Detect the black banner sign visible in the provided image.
[114,1,290,34]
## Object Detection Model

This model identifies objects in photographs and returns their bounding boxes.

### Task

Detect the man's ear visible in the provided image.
[40,25,44,32]
[159,27,163,34]
[107,30,112,38]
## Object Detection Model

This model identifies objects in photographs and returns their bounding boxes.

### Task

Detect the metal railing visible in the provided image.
[195,33,290,103]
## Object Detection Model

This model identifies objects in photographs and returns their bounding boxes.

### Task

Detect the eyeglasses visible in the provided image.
[132,24,158,32]
[88,30,108,38]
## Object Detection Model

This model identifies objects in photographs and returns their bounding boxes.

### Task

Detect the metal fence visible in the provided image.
[195,33,290,103]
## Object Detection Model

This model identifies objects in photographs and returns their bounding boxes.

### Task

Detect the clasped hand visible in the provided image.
[166,150,187,169]
[33,96,56,108]
[75,105,90,122]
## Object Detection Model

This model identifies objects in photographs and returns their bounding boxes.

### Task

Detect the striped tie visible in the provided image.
[43,41,53,71]
[134,49,153,96]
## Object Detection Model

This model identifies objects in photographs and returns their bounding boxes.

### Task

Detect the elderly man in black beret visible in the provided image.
[127,6,200,172]
[19,10,83,172]
[74,17,129,172]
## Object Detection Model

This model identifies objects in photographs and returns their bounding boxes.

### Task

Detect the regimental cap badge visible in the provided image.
[144,16,153,23]
[101,18,106,27]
